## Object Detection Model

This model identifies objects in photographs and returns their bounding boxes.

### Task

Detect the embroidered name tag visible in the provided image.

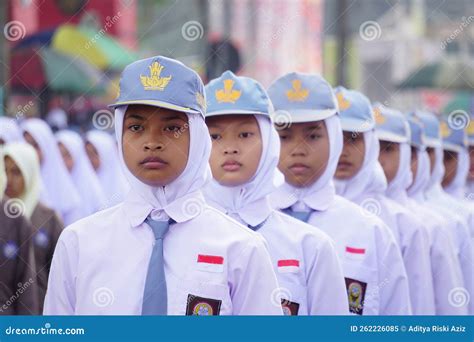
[196,254,224,273]
[277,259,300,273]
[186,294,222,315]
[345,277,367,315]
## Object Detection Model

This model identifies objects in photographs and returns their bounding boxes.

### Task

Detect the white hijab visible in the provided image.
[0,117,23,143]
[86,130,129,206]
[407,148,430,202]
[21,118,80,218]
[204,115,283,226]
[3,142,41,218]
[444,148,469,199]
[385,142,413,204]
[115,106,212,217]
[335,130,387,201]
[0,147,6,199]
[272,115,342,211]
[56,130,107,217]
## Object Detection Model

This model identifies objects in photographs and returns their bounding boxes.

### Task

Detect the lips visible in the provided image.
[289,163,309,175]
[140,156,168,170]
[337,161,352,170]
[222,160,242,172]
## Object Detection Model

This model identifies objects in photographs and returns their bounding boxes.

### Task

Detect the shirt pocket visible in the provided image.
[168,277,232,316]
[276,279,308,316]
[342,261,379,315]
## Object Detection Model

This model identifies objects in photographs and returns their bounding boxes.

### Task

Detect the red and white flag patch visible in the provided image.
[345,246,366,260]
[277,259,300,273]
[196,254,224,273]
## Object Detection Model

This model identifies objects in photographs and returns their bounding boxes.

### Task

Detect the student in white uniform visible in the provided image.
[405,113,467,315]
[22,118,81,225]
[465,121,474,199]
[333,87,433,315]
[85,130,129,207]
[267,73,412,315]
[203,71,348,315]
[416,111,473,314]
[44,56,282,316]
[56,130,107,218]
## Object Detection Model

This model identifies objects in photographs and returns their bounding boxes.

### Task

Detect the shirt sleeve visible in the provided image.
[303,233,349,315]
[15,217,39,315]
[375,222,413,315]
[228,237,283,315]
[43,228,78,315]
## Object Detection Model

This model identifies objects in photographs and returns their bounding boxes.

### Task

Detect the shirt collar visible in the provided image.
[209,196,273,228]
[270,182,335,212]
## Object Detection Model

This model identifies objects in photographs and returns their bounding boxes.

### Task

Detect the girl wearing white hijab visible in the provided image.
[417,112,474,314]
[405,114,467,315]
[204,71,348,315]
[3,142,63,313]
[85,130,129,207]
[22,118,81,225]
[0,117,24,144]
[44,56,282,315]
[267,74,412,315]
[56,130,107,217]
[333,89,433,315]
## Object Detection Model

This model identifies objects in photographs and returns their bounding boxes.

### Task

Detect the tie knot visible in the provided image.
[145,217,171,240]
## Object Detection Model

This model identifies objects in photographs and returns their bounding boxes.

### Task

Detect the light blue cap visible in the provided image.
[333,87,375,132]
[468,118,474,146]
[109,56,206,117]
[205,70,272,117]
[406,113,426,148]
[267,72,338,123]
[373,103,410,144]
[414,110,441,148]
[440,116,468,152]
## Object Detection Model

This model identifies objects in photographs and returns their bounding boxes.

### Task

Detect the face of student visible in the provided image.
[335,131,365,180]
[442,150,458,188]
[4,156,25,199]
[122,105,190,187]
[277,121,329,188]
[468,146,474,181]
[206,115,262,187]
[23,131,43,164]
[410,146,418,184]
[58,142,74,172]
[378,140,400,183]
[426,147,436,174]
[85,142,101,171]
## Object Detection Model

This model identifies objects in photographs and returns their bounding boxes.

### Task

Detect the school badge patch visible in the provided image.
[34,228,49,248]
[345,277,367,315]
[281,298,300,316]
[3,241,19,260]
[186,294,222,316]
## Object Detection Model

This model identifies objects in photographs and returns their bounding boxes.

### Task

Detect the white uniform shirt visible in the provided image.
[43,191,283,315]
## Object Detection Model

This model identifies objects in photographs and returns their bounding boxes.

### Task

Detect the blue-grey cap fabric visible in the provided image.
[440,116,468,152]
[413,110,441,148]
[333,87,375,132]
[267,72,338,123]
[406,113,426,148]
[109,55,206,117]
[373,103,410,144]
[205,70,272,117]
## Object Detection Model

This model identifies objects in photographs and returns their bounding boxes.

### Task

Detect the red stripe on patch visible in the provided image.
[197,254,224,265]
[278,259,300,267]
[346,247,366,254]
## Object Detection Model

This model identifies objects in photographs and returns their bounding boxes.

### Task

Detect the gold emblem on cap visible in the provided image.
[440,121,451,138]
[336,92,350,111]
[373,107,386,125]
[196,92,207,111]
[140,61,172,91]
[215,79,241,103]
[466,121,474,135]
[286,79,309,102]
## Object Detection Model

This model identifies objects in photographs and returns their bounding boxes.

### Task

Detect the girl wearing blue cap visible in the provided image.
[267,73,411,315]
[333,88,435,315]
[204,71,348,315]
[405,114,468,315]
[44,56,282,315]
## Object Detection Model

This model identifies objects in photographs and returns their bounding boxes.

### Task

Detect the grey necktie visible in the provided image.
[282,207,313,223]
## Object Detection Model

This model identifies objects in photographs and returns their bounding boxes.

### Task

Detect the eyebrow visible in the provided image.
[207,120,257,129]
[303,124,322,132]
[125,113,186,122]
[124,113,145,121]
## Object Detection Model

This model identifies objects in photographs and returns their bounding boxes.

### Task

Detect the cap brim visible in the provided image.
[206,109,269,117]
[442,142,462,153]
[340,117,375,132]
[271,108,337,124]
[376,130,409,144]
[424,136,441,148]
[108,99,201,115]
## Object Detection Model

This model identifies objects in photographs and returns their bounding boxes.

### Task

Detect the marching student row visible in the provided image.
[0,55,472,316]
